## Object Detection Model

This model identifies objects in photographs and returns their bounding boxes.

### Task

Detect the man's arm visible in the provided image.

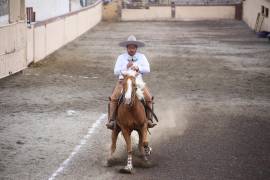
[137,54,150,74]
[114,55,122,75]
[114,55,129,75]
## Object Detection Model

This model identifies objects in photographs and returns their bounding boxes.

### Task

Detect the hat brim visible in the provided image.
[119,40,145,47]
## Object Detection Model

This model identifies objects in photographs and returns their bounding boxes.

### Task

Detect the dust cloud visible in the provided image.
[151,100,189,142]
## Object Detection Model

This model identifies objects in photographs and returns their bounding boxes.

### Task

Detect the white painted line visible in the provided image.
[48,113,107,180]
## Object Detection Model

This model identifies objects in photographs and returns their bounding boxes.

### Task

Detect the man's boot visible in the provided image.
[106,119,114,130]
[106,100,117,130]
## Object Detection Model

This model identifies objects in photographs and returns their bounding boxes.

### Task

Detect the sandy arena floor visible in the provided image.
[0,20,270,180]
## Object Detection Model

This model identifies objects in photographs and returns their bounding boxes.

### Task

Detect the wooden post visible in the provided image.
[235,3,243,20]
[171,1,175,18]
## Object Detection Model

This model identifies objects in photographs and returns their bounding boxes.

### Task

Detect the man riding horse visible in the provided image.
[106,35,156,130]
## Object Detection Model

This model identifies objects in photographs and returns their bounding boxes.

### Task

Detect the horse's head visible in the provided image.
[122,70,137,106]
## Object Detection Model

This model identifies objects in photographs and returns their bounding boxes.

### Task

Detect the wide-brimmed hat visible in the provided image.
[119,35,145,47]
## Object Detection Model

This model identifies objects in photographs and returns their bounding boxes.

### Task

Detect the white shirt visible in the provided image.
[114,52,150,77]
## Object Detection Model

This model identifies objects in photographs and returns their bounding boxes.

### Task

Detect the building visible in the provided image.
[0,0,102,79]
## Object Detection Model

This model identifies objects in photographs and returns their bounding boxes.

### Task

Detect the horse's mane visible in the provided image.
[122,69,146,101]
[135,75,145,100]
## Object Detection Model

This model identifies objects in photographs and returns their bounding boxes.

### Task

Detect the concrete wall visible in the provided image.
[243,0,270,31]
[0,0,27,79]
[122,6,171,21]
[121,5,236,21]
[27,0,103,63]
[0,22,27,78]
[176,6,235,20]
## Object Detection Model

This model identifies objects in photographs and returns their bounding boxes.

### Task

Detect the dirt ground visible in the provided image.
[0,20,270,180]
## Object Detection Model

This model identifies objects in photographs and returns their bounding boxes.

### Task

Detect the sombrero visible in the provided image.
[119,35,145,47]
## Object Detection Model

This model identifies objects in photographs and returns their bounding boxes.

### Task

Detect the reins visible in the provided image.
[140,100,159,123]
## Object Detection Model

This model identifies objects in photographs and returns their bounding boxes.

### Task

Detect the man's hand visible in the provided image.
[131,65,139,72]
[127,62,133,69]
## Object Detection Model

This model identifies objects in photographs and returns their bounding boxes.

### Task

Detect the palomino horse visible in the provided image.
[110,70,152,173]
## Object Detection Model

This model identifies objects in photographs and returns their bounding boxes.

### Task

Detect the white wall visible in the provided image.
[176,6,235,20]
[25,0,89,21]
[27,1,103,63]
[0,15,8,26]
[243,0,270,31]
[122,6,171,21]
[0,0,102,79]
[0,22,27,79]
[121,5,236,21]
[26,0,70,21]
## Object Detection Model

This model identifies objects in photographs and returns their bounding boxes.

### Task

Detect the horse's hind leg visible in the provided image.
[120,129,133,173]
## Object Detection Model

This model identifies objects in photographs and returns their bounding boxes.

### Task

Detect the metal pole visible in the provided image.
[8,0,10,23]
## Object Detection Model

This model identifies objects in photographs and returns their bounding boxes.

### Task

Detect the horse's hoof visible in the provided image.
[138,158,154,168]
[107,159,113,167]
[119,166,134,174]
[145,146,152,156]
[144,159,153,168]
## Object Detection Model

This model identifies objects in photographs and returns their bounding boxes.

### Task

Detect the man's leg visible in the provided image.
[143,86,156,128]
[106,81,122,130]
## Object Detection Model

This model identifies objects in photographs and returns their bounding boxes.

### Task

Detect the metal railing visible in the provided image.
[122,0,241,8]
[122,0,149,9]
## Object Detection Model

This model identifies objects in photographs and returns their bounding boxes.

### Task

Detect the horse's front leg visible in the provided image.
[142,124,151,161]
[111,127,120,156]
[138,130,144,156]
[107,127,120,167]
[120,129,133,173]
